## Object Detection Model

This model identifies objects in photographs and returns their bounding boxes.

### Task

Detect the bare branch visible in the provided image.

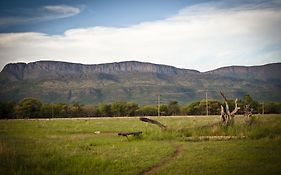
[220,91,228,102]
[220,105,226,122]
[230,98,240,116]
[220,91,230,115]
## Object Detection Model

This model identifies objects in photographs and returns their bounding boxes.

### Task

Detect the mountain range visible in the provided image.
[0,61,280,104]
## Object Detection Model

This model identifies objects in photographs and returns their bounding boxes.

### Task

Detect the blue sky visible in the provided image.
[0,0,211,34]
[0,0,280,71]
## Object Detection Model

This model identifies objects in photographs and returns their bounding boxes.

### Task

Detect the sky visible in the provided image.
[0,0,280,72]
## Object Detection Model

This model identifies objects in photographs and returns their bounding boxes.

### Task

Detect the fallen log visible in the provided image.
[118,131,142,140]
[139,117,167,130]
[184,135,246,141]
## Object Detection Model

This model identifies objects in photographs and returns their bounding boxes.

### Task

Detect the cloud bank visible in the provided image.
[0,1,280,71]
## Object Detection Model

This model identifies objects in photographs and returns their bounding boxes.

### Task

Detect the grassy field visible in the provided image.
[0,115,281,175]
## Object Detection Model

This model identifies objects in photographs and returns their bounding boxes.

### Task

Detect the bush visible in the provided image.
[16,97,42,118]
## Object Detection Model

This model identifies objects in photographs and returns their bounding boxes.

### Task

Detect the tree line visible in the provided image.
[0,95,280,119]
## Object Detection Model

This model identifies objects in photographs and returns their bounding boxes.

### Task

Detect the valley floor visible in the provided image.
[0,115,281,175]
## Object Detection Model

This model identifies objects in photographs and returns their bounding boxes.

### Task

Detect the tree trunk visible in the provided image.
[220,91,240,126]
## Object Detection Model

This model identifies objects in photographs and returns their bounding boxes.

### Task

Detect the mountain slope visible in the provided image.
[0,61,280,104]
[205,63,281,82]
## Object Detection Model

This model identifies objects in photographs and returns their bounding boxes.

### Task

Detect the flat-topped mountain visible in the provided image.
[1,61,199,81]
[0,61,280,104]
[206,63,281,82]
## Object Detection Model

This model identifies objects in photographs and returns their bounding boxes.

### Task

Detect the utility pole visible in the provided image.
[52,103,54,118]
[205,90,208,116]
[157,94,160,117]
[262,102,264,115]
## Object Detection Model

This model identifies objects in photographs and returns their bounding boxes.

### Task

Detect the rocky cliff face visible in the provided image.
[1,61,199,81]
[0,61,280,104]
[1,62,26,81]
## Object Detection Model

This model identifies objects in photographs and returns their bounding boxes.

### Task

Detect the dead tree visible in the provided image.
[220,91,240,126]
[244,104,254,125]
[139,117,167,130]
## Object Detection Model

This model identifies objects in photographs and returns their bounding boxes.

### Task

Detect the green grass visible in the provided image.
[0,115,281,175]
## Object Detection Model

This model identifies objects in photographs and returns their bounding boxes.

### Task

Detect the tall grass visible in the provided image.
[0,115,281,175]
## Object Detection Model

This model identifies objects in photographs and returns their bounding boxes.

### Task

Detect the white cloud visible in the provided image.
[0,5,81,27]
[42,5,81,18]
[0,2,280,71]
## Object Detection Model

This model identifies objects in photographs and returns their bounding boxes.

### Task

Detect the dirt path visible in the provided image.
[140,143,183,175]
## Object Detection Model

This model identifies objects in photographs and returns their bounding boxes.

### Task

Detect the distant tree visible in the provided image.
[264,102,281,114]
[55,103,69,117]
[40,103,52,118]
[82,105,99,117]
[70,102,83,117]
[98,103,112,117]
[111,101,127,117]
[125,102,139,116]
[208,100,223,115]
[16,97,42,118]
[183,101,203,115]
[138,106,158,116]
[168,101,180,115]
[160,104,168,116]
[182,100,222,115]
[242,94,259,113]
[243,94,254,105]
[0,102,17,119]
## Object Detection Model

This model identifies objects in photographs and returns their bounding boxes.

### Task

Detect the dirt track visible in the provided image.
[141,143,183,175]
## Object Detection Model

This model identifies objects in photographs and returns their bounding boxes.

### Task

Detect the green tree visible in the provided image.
[55,103,69,117]
[111,101,127,117]
[183,101,202,115]
[182,100,222,115]
[98,103,112,117]
[160,104,168,116]
[0,102,16,119]
[125,102,138,116]
[264,102,281,114]
[208,100,223,115]
[138,106,158,116]
[82,105,99,117]
[168,101,180,116]
[70,102,83,117]
[40,103,52,118]
[242,94,259,113]
[243,94,254,105]
[16,97,42,118]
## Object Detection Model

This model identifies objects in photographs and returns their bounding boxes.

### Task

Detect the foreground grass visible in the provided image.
[0,115,281,175]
